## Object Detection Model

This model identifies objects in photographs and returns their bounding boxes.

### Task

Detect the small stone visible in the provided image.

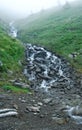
[0,102,4,107]
[21,100,26,103]
[68,54,74,59]
[34,113,38,115]
[7,70,13,75]
[52,117,67,124]
[26,106,40,112]
[34,104,38,107]
[32,100,35,102]
[67,86,71,90]
[40,114,44,118]
[38,102,43,106]
[43,98,52,104]
[75,95,80,99]
[13,104,18,110]
[24,110,29,113]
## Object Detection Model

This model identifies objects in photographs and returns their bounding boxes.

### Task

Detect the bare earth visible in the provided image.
[0,74,82,130]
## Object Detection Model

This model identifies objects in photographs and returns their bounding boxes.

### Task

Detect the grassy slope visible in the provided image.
[16,1,82,72]
[0,20,24,73]
[0,19,29,93]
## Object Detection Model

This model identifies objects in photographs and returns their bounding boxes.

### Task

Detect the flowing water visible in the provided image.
[24,43,76,92]
[9,22,17,38]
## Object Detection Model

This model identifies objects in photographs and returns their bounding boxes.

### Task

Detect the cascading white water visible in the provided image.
[9,21,17,38]
[64,105,82,124]
[24,43,75,91]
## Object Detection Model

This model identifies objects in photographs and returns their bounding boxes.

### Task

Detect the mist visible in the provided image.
[0,0,79,20]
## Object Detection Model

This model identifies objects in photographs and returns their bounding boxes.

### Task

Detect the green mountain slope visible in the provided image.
[16,1,82,72]
[0,19,24,86]
[0,19,23,71]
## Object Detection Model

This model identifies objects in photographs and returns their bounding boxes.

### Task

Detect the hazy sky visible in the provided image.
[0,0,76,17]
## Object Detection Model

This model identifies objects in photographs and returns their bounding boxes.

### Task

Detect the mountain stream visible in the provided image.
[8,22,82,125]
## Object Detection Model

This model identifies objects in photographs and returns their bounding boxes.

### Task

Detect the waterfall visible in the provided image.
[9,21,17,38]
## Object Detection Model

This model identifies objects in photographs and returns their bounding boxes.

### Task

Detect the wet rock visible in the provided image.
[34,51,47,59]
[72,105,82,116]
[23,68,27,75]
[67,86,71,90]
[62,105,82,124]
[36,67,41,73]
[24,44,78,92]
[38,74,51,80]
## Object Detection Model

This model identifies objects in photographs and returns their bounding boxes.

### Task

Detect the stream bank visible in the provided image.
[0,23,82,130]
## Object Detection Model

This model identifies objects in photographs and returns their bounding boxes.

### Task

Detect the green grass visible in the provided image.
[0,20,24,73]
[0,19,29,93]
[16,1,82,72]
[2,85,30,93]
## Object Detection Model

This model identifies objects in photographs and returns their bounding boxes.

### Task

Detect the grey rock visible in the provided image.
[34,51,47,59]
[13,82,29,89]
[38,74,51,80]
[18,60,22,66]
[13,104,18,110]
[26,106,40,112]
[68,54,74,59]
[40,114,45,118]
[38,102,43,106]
[7,70,13,75]
[52,116,67,124]
[43,98,52,104]
[21,100,27,103]
[0,102,4,107]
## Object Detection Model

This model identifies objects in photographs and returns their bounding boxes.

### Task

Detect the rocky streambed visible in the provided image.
[23,43,80,94]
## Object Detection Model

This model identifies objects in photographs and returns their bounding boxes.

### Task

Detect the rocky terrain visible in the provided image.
[0,22,82,130]
[0,43,82,130]
[0,82,82,130]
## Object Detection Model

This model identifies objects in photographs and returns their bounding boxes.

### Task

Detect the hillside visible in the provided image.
[16,1,82,72]
[0,19,26,91]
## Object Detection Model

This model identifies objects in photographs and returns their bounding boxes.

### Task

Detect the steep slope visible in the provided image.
[0,20,24,70]
[16,1,82,72]
[0,19,24,89]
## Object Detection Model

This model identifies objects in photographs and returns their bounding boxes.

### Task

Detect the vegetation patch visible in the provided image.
[16,1,82,72]
[0,20,24,76]
[1,85,30,93]
[0,19,28,93]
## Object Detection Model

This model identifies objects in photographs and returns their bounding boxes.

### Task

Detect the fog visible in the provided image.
[0,0,77,19]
